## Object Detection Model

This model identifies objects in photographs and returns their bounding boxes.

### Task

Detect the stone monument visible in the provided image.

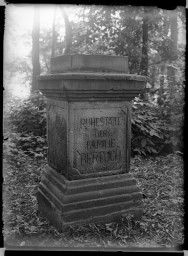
[37,54,146,230]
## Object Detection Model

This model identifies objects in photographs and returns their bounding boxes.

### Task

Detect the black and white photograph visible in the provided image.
[3,4,185,250]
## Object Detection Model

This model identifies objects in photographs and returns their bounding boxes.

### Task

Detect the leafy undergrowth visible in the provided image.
[3,152,184,248]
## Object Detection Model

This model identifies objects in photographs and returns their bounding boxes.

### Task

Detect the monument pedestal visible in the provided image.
[37,54,146,230]
[38,166,143,230]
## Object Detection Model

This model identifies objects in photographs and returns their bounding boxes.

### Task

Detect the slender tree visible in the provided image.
[170,10,178,50]
[60,7,72,54]
[32,5,40,92]
[51,6,57,58]
[139,7,149,76]
[168,10,178,101]
[139,7,149,100]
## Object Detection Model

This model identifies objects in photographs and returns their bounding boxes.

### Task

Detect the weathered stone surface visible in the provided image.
[38,73,145,102]
[69,102,131,179]
[50,54,129,74]
[47,100,68,175]
[37,165,144,230]
[46,100,131,180]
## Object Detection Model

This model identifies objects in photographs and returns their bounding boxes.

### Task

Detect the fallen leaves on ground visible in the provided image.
[3,152,184,248]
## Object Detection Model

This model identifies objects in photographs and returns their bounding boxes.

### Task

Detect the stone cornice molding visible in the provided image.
[38,55,146,101]
[38,73,146,81]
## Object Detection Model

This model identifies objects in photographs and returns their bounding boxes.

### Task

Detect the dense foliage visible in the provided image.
[4,92,47,159]
[132,98,167,156]
[131,69,184,156]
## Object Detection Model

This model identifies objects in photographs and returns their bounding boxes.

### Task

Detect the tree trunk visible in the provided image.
[32,6,40,92]
[51,7,56,58]
[61,7,72,54]
[139,7,149,76]
[168,10,177,103]
[139,7,149,100]
[170,10,178,50]
[163,10,170,35]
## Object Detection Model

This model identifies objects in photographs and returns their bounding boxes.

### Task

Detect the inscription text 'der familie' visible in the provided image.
[76,116,124,167]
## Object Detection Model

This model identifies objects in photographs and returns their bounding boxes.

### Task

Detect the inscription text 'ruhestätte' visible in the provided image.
[77,116,123,166]
[80,117,122,128]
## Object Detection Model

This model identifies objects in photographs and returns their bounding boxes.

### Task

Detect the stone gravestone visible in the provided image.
[37,54,146,230]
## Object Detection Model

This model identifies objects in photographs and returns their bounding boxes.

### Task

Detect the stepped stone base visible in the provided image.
[37,165,144,231]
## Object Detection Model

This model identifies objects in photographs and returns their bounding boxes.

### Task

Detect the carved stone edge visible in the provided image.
[38,73,146,82]
[68,167,126,180]
[38,90,143,101]
[47,165,132,186]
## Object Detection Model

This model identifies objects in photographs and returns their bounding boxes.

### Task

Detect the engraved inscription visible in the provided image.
[76,114,125,171]
[78,149,121,165]
[80,117,122,128]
